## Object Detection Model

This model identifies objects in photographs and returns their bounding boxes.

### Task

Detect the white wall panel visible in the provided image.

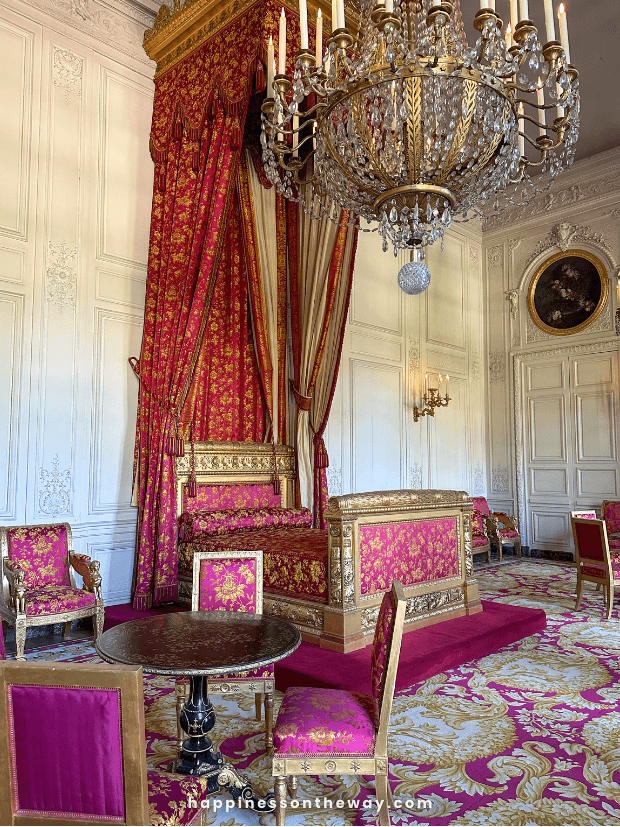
[350,231,401,334]
[0,18,33,240]
[351,360,403,492]
[98,68,154,269]
[426,234,466,351]
[0,245,25,284]
[430,378,468,491]
[576,468,616,497]
[532,510,569,546]
[529,397,566,461]
[96,268,146,309]
[0,293,23,517]
[91,310,142,514]
[530,468,568,496]
[575,393,615,460]
[528,362,565,392]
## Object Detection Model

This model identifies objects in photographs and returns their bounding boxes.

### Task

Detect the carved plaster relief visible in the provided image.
[489,352,506,384]
[492,465,509,493]
[52,47,83,101]
[486,245,503,270]
[410,463,422,490]
[474,465,484,495]
[39,454,71,515]
[524,223,614,270]
[46,242,77,309]
[526,298,613,343]
[326,465,342,497]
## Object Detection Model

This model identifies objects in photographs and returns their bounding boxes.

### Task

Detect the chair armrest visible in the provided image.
[4,560,26,614]
[70,554,102,600]
[482,514,499,536]
[491,512,518,531]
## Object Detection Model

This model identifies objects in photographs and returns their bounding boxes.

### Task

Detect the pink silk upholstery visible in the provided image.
[179,506,312,541]
[471,509,485,535]
[358,518,459,596]
[183,483,282,514]
[370,590,395,706]
[498,527,519,539]
[22,585,96,617]
[581,562,620,578]
[472,534,490,548]
[273,686,377,754]
[471,497,491,516]
[5,525,70,589]
[179,527,329,603]
[147,771,208,826]
[198,557,257,612]
[602,501,620,534]
[8,684,125,820]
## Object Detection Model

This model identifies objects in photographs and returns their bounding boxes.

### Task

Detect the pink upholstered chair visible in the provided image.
[472,497,521,560]
[0,660,206,826]
[601,501,620,553]
[271,580,406,826]
[0,523,105,660]
[470,498,492,563]
[176,549,275,753]
[572,516,620,620]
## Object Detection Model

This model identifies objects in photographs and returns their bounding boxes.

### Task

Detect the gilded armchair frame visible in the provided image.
[176,549,276,754]
[272,581,407,826]
[0,523,105,660]
[485,512,522,559]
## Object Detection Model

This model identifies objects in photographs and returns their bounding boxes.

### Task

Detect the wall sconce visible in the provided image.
[413,373,450,422]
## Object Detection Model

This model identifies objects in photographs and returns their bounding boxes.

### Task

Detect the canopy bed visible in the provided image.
[175,442,481,653]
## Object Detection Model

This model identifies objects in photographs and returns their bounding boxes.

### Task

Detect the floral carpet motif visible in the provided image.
[15,561,620,826]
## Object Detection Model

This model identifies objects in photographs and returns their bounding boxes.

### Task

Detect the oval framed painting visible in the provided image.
[527,250,609,336]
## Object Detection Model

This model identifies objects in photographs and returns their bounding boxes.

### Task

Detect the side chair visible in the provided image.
[176,549,275,754]
[0,523,105,659]
[271,580,407,826]
[0,660,207,825]
[572,516,620,620]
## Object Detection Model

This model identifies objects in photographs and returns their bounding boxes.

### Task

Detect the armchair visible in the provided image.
[0,660,207,825]
[176,549,275,754]
[271,581,406,826]
[472,497,522,560]
[469,498,492,563]
[0,523,104,659]
[601,501,620,551]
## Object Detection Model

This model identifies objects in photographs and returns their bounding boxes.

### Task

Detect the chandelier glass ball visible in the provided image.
[261,0,579,261]
[398,260,431,295]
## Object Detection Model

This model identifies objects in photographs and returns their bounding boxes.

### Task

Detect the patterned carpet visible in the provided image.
[13,561,620,826]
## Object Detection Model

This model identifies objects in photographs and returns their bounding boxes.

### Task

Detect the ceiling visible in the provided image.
[458,0,619,162]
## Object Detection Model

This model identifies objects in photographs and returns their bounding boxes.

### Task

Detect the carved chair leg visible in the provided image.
[375,773,390,826]
[286,775,298,800]
[575,576,583,611]
[94,605,104,639]
[265,691,274,756]
[15,621,27,661]
[606,584,614,621]
[596,583,601,592]
[515,539,522,558]
[274,775,287,827]
[255,692,262,721]
[63,621,72,638]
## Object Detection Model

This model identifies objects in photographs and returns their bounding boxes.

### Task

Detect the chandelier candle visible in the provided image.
[558,3,570,63]
[315,9,322,66]
[299,0,308,50]
[543,0,556,42]
[278,8,286,75]
[261,0,580,286]
[510,0,518,41]
[267,36,274,92]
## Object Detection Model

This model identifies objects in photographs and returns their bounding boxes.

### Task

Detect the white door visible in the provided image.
[522,349,619,556]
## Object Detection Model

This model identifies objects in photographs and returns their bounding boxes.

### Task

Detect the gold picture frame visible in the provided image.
[527,249,608,336]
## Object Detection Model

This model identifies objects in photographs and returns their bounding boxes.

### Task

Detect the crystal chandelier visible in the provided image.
[260,0,579,259]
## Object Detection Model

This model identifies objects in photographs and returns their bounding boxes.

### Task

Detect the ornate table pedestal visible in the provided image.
[96,611,301,804]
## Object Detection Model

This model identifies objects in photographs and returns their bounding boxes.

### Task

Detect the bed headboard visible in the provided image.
[175,442,296,517]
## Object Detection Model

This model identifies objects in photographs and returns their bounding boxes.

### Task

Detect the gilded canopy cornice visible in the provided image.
[143,0,359,77]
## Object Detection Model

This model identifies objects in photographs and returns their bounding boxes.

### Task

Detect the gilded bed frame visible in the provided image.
[176,442,481,653]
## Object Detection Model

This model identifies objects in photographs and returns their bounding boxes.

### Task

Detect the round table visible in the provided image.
[96,611,301,800]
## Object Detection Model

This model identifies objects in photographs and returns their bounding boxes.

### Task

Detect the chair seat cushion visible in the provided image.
[273,686,377,755]
[147,770,206,825]
[499,528,520,540]
[23,585,96,617]
[581,562,620,578]
[471,534,489,549]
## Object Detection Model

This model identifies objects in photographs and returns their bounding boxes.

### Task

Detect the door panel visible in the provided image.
[529,397,567,461]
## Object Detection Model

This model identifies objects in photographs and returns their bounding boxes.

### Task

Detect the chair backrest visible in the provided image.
[570,510,597,520]
[471,497,490,517]
[0,524,73,589]
[370,581,406,755]
[571,517,612,572]
[191,549,263,613]
[0,661,148,825]
[602,501,620,534]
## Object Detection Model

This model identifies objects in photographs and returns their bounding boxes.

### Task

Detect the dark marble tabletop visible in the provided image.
[95,611,301,676]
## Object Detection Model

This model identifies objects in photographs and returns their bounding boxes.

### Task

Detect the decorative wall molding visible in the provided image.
[408,337,420,375]
[513,339,620,544]
[489,351,505,384]
[426,349,467,375]
[491,465,509,493]
[505,290,519,319]
[473,465,484,495]
[484,172,620,231]
[470,349,481,382]
[52,46,83,100]
[524,222,615,270]
[410,463,422,490]
[326,465,342,497]
[39,454,71,515]
[486,245,503,270]
[19,0,154,62]
[46,241,77,308]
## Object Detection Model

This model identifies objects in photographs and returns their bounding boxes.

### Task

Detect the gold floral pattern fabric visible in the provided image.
[147,770,206,825]
[178,527,328,603]
[178,506,312,541]
[6,525,70,589]
[198,558,257,612]
[23,586,96,617]
[182,484,282,515]
[359,518,459,596]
